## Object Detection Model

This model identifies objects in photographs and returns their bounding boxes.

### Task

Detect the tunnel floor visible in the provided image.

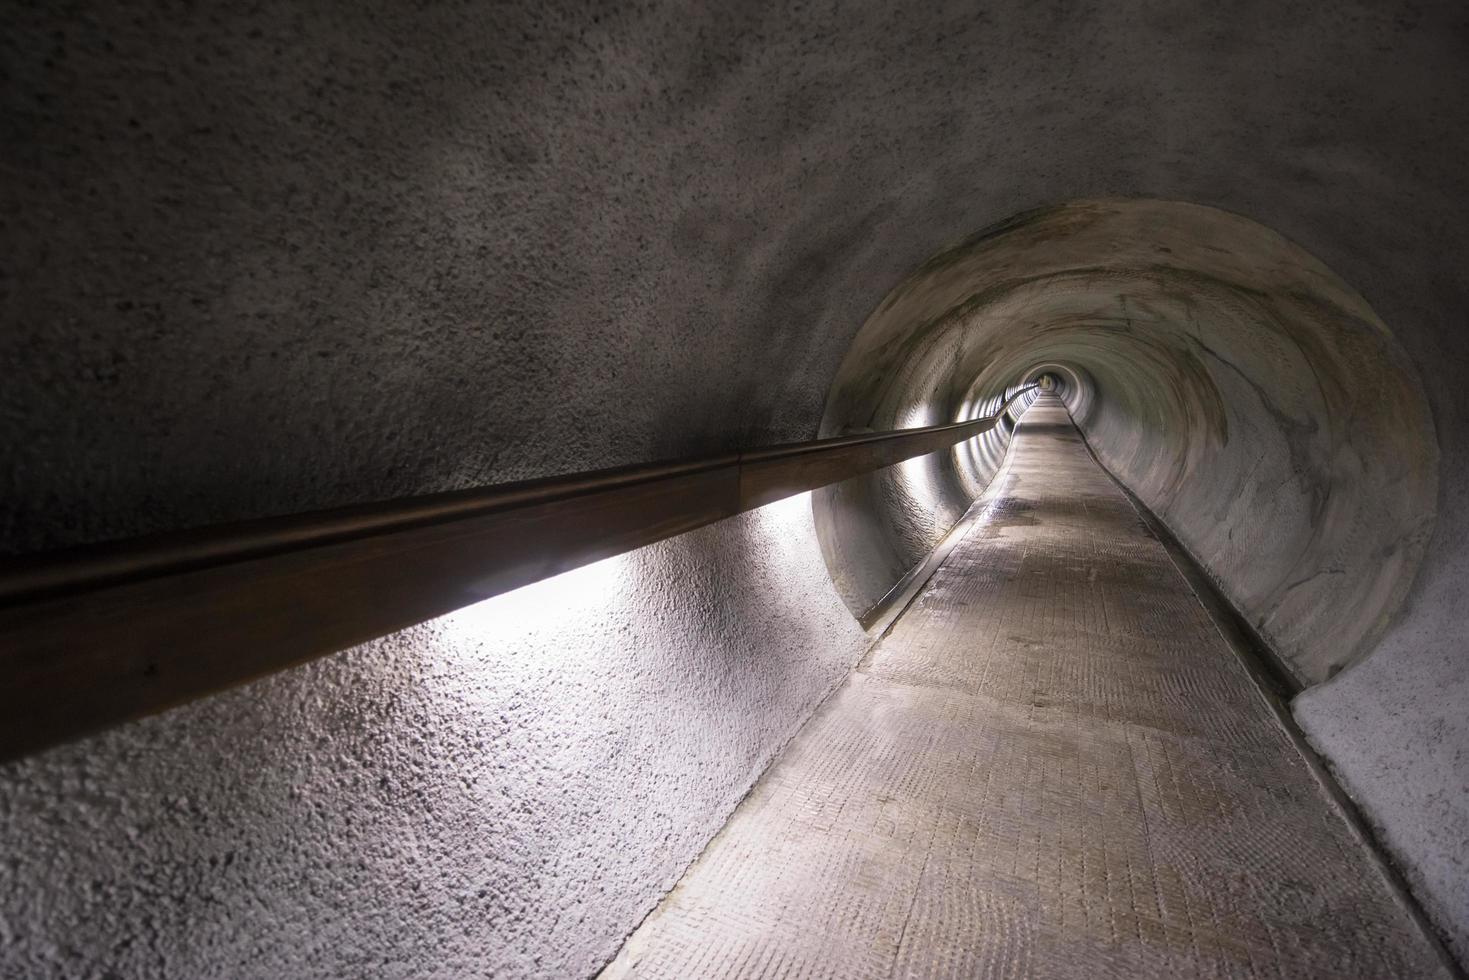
[601,395,1447,979]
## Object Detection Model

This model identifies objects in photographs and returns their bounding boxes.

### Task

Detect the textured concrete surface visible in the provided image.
[0,496,868,979]
[817,200,1438,685]
[3,0,1467,970]
[816,386,1037,619]
[1295,597,1469,971]
[606,397,1450,979]
[814,199,1462,958]
[1,2,1463,561]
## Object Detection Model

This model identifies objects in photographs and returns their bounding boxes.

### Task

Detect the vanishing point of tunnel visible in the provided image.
[0,3,1466,979]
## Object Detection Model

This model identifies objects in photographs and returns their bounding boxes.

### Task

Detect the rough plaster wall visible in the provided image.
[0,498,868,979]
[3,0,1468,969]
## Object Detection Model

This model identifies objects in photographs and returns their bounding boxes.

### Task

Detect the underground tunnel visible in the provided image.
[1,2,1466,978]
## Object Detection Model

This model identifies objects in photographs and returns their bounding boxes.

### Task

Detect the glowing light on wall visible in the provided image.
[900,451,941,514]
[435,489,821,656]
[751,490,814,560]
[440,552,630,647]
[436,491,819,655]
[899,402,935,429]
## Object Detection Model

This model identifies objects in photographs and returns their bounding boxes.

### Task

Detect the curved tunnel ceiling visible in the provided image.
[816,199,1438,686]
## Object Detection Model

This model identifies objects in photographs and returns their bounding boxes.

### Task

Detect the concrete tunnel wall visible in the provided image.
[0,500,872,978]
[814,384,1039,618]
[816,200,1439,686]
[2,0,1467,976]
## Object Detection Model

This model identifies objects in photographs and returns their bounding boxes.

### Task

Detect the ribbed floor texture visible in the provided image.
[601,394,1449,979]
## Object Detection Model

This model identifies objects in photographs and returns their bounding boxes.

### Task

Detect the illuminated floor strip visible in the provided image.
[601,395,1449,979]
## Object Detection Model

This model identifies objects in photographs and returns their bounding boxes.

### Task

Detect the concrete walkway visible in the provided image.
[603,395,1448,979]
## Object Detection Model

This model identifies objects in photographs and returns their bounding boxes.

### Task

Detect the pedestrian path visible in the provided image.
[601,394,1448,979]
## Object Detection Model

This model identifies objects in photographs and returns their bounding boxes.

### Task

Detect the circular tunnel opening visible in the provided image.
[814,198,1438,686]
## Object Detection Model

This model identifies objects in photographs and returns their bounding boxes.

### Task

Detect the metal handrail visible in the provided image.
[0,385,1037,760]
